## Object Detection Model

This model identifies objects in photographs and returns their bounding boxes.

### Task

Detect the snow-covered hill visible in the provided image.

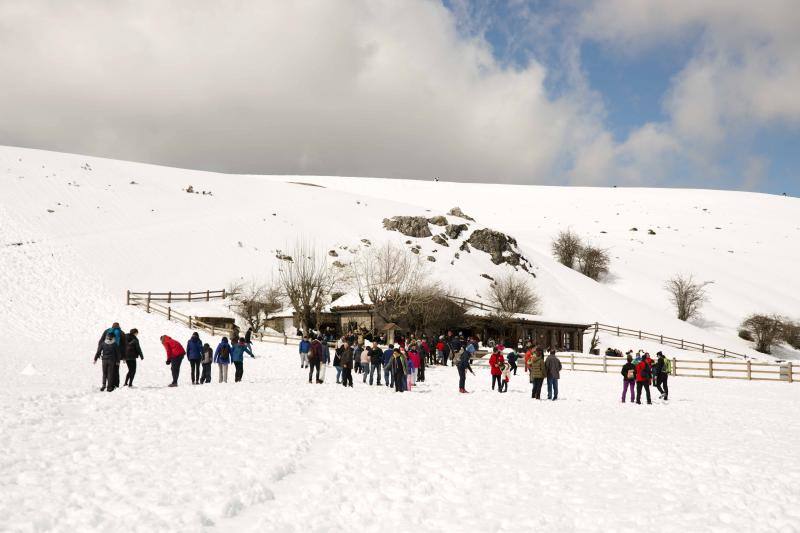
[1,145,799,360]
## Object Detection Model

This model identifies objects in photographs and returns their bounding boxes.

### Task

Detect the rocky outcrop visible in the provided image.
[448,207,475,221]
[427,215,448,226]
[427,256,436,262]
[467,228,522,266]
[459,241,471,253]
[432,234,449,247]
[383,216,432,238]
[446,223,469,240]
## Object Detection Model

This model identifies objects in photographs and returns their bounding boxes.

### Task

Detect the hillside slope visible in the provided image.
[1,145,798,360]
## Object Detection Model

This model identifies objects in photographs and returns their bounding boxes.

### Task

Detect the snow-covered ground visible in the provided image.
[2,338,799,532]
[2,145,800,531]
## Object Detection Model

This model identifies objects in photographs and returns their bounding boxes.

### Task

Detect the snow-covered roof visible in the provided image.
[463,307,592,328]
[327,291,372,311]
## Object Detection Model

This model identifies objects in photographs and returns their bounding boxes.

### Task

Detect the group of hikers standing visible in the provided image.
[93,322,257,390]
[620,350,671,404]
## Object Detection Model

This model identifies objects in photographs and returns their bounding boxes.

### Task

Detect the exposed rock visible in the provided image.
[446,223,469,240]
[427,256,436,262]
[328,250,338,257]
[454,252,460,259]
[410,247,420,254]
[275,253,293,262]
[360,238,372,246]
[405,240,413,245]
[467,228,521,266]
[383,216,432,238]
[448,207,475,221]
[186,185,194,193]
[428,215,448,226]
[648,229,656,235]
[480,273,494,281]
[432,234,449,247]
[629,227,638,232]
[332,260,346,268]
[459,241,471,253]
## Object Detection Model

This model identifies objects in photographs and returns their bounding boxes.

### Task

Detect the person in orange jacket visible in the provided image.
[161,335,186,387]
[635,352,654,404]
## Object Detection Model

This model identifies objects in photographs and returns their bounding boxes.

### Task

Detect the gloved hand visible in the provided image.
[140,355,144,360]
[165,359,170,365]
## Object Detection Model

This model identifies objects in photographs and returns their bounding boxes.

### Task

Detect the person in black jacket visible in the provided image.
[368,341,383,386]
[95,332,121,391]
[340,343,354,387]
[620,354,635,403]
[123,328,144,387]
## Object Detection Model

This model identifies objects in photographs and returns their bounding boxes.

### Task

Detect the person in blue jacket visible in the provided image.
[186,331,203,385]
[214,337,232,383]
[98,322,125,390]
[298,336,311,369]
[382,346,394,388]
[230,337,254,382]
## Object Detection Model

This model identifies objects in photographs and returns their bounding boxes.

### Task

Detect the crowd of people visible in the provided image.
[93,322,671,403]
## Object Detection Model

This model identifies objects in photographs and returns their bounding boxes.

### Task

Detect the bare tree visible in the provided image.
[781,320,800,350]
[229,279,283,332]
[740,314,785,354]
[551,229,583,268]
[406,284,466,337]
[278,240,341,332]
[576,245,610,281]
[664,274,711,321]
[350,242,430,324]
[487,272,540,315]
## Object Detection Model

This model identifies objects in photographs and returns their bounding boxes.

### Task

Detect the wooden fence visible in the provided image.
[472,353,797,383]
[127,289,229,305]
[591,322,749,359]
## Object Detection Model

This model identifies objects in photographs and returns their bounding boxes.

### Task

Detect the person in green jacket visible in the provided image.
[527,348,546,399]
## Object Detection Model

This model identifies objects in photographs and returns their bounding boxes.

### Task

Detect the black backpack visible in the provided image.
[218,345,230,363]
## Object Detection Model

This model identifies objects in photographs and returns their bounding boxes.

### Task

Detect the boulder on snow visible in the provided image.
[446,223,469,240]
[459,241,471,253]
[328,250,338,257]
[467,228,521,266]
[410,247,420,254]
[432,234,449,247]
[480,273,494,281]
[427,256,436,262]
[383,216,432,238]
[447,207,475,221]
[427,215,448,226]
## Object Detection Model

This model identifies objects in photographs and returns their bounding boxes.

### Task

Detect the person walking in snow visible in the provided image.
[95,331,121,392]
[368,341,383,386]
[245,327,254,354]
[390,349,407,393]
[653,351,670,400]
[299,336,310,369]
[500,361,511,393]
[382,344,394,387]
[186,332,203,385]
[528,347,546,399]
[214,337,232,383]
[98,322,125,390]
[160,335,186,387]
[230,338,253,382]
[620,354,636,403]
[507,350,519,375]
[436,337,447,366]
[200,343,213,384]
[308,336,323,384]
[545,349,562,401]
[333,344,343,384]
[489,348,505,392]
[635,353,653,404]
[340,342,354,387]
[456,346,474,393]
[122,328,143,387]
[360,343,371,383]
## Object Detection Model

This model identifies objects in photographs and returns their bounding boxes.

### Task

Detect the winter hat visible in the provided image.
[106,332,115,339]
[657,351,664,357]
[129,328,138,335]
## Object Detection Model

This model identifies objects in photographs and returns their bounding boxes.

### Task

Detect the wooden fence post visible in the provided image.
[146,298,150,313]
[168,307,171,321]
[211,325,215,336]
[723,348,727,358]
[206,289,210,302]
[571,353,575,371]
[708,359,713,378]
[672,358,677,376]
[188,291,192,302]
[616,325,620,336]
[283,334,287,345]
[223,289,227,299]
[747,360,751,380]
[189,316,193,329]
[603,355,607,373]
[638,330,642,340]
[702,343,705,354]
[126,290,130,305]
[167,291,172,303]
[660,334,663,344]
[681,339,684,349]
[788,362,793,383]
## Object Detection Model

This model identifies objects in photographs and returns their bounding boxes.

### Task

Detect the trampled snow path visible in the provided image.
[1,340,798,532]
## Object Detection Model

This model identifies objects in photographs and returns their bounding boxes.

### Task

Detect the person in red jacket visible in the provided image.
[489,348,505,393]
[635,353,653,404]
[161,335,186,387]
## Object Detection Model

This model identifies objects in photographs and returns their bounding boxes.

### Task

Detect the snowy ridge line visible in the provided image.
[592,323,748,359]
[473,353,798,383]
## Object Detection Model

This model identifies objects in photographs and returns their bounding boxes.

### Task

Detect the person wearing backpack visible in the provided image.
[545,349,562,401]
[308,337,323,384]
[122,328,144,387]
[528,348,546,399]
[94,332,122,392]
[654,351,670,400]
[161,335,186,387]
[635,353,653,404]
[230,338,254,383]
[214,337,232,383]
[186,332,203,385]
[200,343,213,384]
[456,347,474,393]
[620,354,636,403]
[98,322,125,390]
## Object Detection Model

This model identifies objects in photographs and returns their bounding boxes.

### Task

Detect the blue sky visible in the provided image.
[447,0,799,195]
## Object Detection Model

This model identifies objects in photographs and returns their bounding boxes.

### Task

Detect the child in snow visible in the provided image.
[200,343,213,384]
[214,337,232,383]
[500,361,511,393]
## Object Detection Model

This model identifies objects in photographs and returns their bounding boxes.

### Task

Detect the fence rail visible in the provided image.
[126,289,229,305]
[591,322,749,360]
[472,353,797,383]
